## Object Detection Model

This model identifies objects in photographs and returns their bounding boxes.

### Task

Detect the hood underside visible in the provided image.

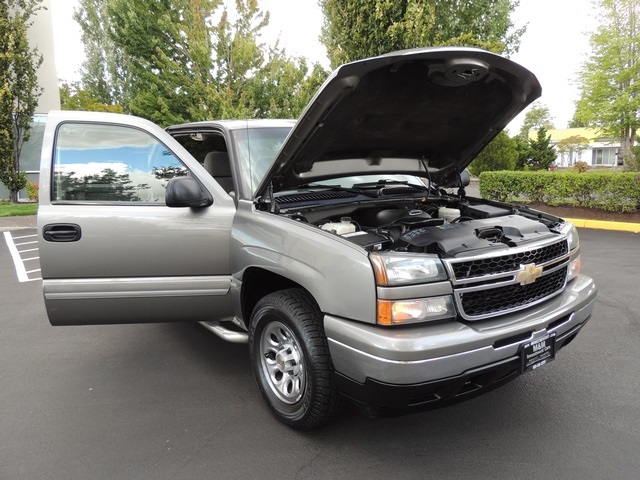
[257,47,541,196]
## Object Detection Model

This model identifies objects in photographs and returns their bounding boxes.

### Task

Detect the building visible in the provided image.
[0,0,60,201]
[533,128,622,168]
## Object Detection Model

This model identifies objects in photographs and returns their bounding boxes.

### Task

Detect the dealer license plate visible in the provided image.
[522,333,556,373]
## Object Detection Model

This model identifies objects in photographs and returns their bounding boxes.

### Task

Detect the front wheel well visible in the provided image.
[241,268,310,322]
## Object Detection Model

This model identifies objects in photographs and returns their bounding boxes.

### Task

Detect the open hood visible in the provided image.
[255,47,541,197]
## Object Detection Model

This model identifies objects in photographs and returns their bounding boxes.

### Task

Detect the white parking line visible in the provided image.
[3,231,42,282]
[14,240,38,246]
[12,234,37,240]
[3,231,29,282]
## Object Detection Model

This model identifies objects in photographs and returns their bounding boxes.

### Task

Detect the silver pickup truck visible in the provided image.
[38,47,597,429]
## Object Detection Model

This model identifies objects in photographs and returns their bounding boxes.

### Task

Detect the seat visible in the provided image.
[203,151,234,193]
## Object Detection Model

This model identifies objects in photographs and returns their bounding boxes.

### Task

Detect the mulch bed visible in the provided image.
[524,203,640,224]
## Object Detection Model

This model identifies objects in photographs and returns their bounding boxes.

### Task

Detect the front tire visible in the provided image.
[249,289,339,429]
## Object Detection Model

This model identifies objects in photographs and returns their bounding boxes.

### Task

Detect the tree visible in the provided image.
[74,0,327,124]
[555,135,590,167]
[74,0,129,106]
[105,0,222,125]
[467,131,518,176]
[526,128,556,170]
[518,101,555,139]
[59,82,124,113]
[0,0,43,203]
[245,52,328,119]
[514,135,531,170]
[573,0,640,170]
[319,0,524,68]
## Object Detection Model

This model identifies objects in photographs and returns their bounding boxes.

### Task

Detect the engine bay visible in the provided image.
[277,192,564,259]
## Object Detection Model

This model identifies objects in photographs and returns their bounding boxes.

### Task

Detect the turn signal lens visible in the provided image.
[377,296,455,325]
[567,255,581,282]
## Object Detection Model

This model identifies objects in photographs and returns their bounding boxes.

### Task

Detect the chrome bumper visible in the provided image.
[325,274,596,385]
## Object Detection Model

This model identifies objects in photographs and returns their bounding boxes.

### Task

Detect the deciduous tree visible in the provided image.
[74,0,128,106]
[556,135,590,167]
[518,102,555,139]
[573,0,640,170]
[468,131,518,176]
[73,0,329,125]
[319,0,524,68]
[0,0,43,203]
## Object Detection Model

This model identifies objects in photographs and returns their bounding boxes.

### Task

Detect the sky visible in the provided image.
[49,0,599,135]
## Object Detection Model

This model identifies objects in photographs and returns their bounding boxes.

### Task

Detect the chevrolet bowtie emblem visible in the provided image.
[516,263,543,285]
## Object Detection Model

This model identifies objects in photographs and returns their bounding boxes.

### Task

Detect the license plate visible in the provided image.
[522,333,556,373]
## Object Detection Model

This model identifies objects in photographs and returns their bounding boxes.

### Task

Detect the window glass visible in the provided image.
[592,148,616,166]
[53,123,188,202]
[19,114,47,171]
[232,127,291,194]
[311,174,428,188]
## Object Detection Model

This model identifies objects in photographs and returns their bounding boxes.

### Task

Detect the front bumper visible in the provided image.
[325,274,596,411]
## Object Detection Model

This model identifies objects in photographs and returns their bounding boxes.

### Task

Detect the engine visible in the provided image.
[311,201,560,259]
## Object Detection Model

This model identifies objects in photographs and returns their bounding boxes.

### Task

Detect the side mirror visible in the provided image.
[459,169,471,187]
[440,169,471,188]
[165,177,213,208]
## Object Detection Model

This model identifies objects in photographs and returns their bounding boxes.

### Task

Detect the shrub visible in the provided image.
[573,161,589,173]
[25,181,39,202]
[479,171,640,212]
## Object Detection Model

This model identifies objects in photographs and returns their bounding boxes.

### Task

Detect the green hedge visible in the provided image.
[479,171,640,213]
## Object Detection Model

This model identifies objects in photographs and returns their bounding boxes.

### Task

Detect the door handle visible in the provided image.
[42,224,82,242]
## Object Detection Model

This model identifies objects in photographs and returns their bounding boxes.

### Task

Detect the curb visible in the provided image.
[564,217,640,233]
[0,215,37,232]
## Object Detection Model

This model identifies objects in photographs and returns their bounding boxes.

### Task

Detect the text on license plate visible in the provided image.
[522,332,556,373]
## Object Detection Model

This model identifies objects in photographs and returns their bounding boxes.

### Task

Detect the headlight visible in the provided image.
[564,223,581,282]
[377,296,456,325]
[370,253,448,286]
[566,223,580,251]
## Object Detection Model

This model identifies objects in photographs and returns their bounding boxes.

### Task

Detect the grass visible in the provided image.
[0,202,38,217]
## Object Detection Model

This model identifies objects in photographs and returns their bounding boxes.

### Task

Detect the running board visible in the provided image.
[199,321,248,344]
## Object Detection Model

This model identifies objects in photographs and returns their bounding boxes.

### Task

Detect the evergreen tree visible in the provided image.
[0,0,43,203]
[526,128,557,171]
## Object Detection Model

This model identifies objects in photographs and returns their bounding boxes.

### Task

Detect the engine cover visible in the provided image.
[401,215,555,257]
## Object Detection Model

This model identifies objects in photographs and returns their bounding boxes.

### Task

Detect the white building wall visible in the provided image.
[27,0,61,113]
[0,1,60,200]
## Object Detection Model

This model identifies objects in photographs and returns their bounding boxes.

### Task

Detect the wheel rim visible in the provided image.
[259,320,306,405]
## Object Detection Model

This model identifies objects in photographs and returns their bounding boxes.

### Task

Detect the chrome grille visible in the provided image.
[459,268,567,318]
[451,241,568,280]
[446,238,571,320]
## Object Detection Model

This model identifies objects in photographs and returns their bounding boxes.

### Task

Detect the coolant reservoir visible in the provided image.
[438,207,461,223]
[321,217,356,235]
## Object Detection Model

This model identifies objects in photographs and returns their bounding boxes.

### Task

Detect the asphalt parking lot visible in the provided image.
[1,227,639,480]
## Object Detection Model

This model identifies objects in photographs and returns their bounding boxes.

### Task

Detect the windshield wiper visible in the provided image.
[293,184,379,197]
[352,179,433,192]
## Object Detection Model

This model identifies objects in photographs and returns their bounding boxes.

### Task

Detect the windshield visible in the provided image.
[232,127,291,195]
[310,174,429,189]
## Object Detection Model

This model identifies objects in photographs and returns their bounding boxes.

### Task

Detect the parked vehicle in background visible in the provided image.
[37,48,596,429]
